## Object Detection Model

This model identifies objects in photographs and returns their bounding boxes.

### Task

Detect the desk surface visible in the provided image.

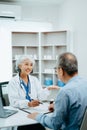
[0,107,37,128]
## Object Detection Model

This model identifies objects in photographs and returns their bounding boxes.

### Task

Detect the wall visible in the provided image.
[0,20,52,32]
[55,0,87,77]
[0,28,12,82]
[21,0,87,77]
[21,5,60,27]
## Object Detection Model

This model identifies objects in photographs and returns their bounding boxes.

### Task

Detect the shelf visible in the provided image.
[12,32,39,46]
[42,58,57,61]
[12,30,70,86]
[41,43,66,46]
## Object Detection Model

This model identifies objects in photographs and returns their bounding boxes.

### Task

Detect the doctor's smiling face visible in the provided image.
[19,59,33,75]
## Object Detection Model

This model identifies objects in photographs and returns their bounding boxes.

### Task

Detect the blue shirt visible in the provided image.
[36,76,87,130]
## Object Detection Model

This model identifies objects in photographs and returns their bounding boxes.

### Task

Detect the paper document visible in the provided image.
[20,102,51,114]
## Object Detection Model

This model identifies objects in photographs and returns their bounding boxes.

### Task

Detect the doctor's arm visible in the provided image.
[8,80,29,108]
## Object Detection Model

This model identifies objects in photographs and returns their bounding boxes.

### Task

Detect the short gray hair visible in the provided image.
[56,52,78,76]
[16,55,35,72]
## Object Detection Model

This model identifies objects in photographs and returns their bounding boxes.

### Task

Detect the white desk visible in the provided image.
[0,104,53,130]
[0,107,37,129]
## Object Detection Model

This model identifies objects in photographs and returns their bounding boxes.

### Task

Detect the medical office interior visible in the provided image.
[0,0,87,129]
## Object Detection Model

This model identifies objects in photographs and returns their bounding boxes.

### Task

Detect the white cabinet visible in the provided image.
[12,30,70,86]
[12,32,39,78]
[40,31,69,86]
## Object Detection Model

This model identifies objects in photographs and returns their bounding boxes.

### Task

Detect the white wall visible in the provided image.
[21,0,87,77]
[0,20,52,32]
[55,0,87,77]
[0,28,12,82]
[21,5,60,27]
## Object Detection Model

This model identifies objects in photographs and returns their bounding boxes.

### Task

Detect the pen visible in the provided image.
[50,99,54,104]
[19,108,31,114]
[39,101,43,104]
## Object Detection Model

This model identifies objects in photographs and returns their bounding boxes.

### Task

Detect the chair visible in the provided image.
[0,81,9,106]
[80,107,87,130]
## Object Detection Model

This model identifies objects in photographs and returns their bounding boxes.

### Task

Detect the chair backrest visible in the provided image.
[80,108,87,130]
[0,81,9,106]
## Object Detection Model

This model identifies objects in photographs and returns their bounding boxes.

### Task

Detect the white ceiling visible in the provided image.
[0,0,66,6]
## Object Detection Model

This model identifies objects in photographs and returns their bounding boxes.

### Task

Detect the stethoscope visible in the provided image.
[19,76,31,94]
[19,75,33,101]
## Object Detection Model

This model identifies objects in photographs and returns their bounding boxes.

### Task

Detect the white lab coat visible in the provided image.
[8,74,50,108]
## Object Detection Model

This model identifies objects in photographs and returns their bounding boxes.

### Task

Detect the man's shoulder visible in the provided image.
[60,76,87,93]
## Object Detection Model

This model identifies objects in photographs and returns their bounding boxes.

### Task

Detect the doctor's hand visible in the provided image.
[47,85,60,90]
[28,100,40,107]
[27,112,39,120]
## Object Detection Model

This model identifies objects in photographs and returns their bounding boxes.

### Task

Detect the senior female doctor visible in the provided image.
[8,55,58,109]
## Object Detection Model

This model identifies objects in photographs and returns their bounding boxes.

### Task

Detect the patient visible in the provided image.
[28,52,87,130]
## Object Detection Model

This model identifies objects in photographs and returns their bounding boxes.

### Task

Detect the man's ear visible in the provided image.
[59,68,64,77]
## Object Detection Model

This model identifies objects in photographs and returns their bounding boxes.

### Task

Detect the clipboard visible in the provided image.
[19,102,52,114]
